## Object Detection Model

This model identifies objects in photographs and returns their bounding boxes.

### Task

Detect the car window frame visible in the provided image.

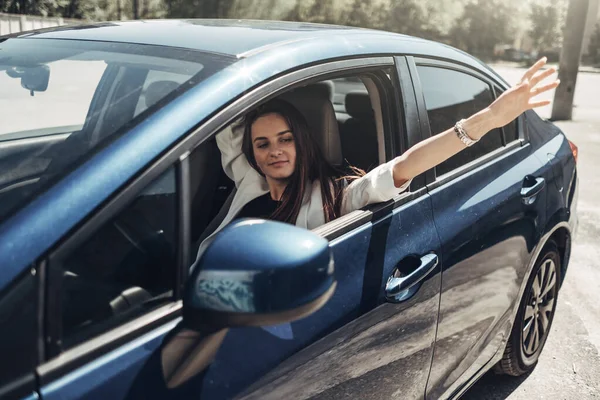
[36,55,422,386]
[0,267,40,400]
[408,56,527,189]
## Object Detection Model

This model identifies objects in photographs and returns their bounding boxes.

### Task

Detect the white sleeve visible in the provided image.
[215,123,252,188]
[341,160,412,215]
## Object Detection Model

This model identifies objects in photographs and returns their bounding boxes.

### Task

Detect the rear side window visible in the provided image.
[417,66,504,176]
[49,167,178,350]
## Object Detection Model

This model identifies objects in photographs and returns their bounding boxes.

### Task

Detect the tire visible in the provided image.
[494,241,562,376]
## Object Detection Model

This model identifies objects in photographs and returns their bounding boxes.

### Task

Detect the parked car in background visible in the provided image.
[538,48,562,63]
[494,45,534,63]
[0,20,578,400]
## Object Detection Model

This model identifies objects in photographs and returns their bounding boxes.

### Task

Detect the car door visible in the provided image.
[409,58,550,399]
[205,56,442,400]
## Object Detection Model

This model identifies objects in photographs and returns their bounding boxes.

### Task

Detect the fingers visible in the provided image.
[529,100,551,109]
[520,57,547,84]
[530,66,557,87]
[531,80,560,96]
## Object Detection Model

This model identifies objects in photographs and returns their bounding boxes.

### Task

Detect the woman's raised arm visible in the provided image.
[391,57,560,188]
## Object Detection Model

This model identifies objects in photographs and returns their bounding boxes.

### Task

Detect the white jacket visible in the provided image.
[195,125,411,257]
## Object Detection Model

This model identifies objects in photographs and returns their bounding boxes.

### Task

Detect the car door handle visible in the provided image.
[385,253,438,303]
[521,176,545,204]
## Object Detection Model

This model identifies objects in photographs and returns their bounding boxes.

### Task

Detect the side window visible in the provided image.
[51,166,178,349]
[417,66,504,176]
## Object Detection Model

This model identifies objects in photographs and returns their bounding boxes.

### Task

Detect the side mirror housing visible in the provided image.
[162,219,335,388]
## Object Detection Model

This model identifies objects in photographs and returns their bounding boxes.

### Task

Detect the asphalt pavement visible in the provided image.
[463,68,600,399]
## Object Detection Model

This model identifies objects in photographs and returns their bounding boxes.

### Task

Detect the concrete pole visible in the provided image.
[551,0,590,120]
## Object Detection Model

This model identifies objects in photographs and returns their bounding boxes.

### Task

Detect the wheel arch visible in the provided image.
[549,226,572,287]
[509,219,572,334]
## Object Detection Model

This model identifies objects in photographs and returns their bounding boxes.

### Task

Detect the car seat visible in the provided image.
[339,91,378,171]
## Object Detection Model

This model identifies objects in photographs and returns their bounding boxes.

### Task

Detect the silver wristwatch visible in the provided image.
[454,119,479,147]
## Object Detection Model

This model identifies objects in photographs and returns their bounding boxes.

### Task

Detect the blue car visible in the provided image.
[0,20,578,400]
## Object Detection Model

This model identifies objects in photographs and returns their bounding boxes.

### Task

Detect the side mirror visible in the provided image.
[161,219,335,388]
[6,65,50,95]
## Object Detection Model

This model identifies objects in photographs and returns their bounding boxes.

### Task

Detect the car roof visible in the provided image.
[11,19,363,57]
[10,19,494,73]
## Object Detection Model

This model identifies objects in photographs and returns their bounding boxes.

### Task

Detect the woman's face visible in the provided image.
[250,113,297,181]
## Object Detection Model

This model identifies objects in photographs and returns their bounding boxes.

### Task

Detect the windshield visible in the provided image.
[0,38,233,223]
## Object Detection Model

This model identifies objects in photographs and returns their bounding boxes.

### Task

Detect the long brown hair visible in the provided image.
[242,99,361,224]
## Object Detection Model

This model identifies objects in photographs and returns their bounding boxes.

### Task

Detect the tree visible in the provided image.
[448,0,515,58]
[589,22,600,64]
[343,0,389,30]
[305,0,337,24]
[529,0,567,51]
[168,0,235,18]
[345,0,372,27]
[385,0,427,36]
[0,0,56,15]
[284,0,339,24]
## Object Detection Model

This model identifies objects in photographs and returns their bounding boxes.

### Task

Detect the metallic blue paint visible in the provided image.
[187,219,333,313]
[41,319,180,400]
[425,140,550,398]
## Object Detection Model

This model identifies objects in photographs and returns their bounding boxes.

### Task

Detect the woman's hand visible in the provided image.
[487,57,560,131]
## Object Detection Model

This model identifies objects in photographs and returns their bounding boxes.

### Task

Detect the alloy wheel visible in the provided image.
[522,258,558,357]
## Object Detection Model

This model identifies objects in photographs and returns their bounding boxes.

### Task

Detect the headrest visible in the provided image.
[345,91,373,119]
[280,82,342,166]
[144,80,180,109]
